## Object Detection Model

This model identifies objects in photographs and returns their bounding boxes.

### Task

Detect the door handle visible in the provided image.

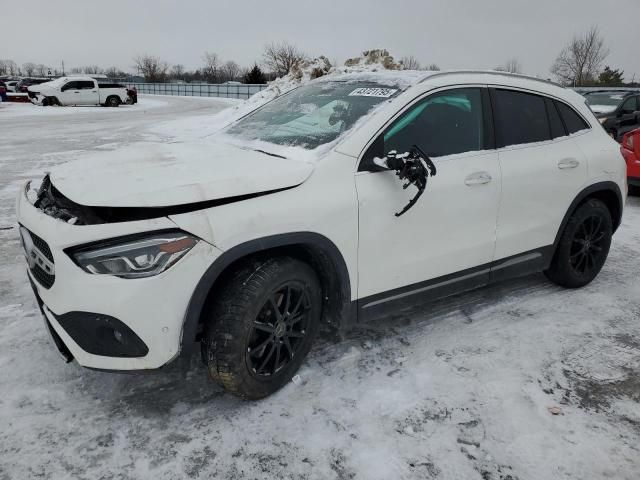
[558,158,580,169]
[464,172,492,186]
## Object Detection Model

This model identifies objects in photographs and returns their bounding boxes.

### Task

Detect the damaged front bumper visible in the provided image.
[16,181,223,371]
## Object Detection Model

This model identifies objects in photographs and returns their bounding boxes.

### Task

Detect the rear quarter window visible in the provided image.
[555,101,590,134]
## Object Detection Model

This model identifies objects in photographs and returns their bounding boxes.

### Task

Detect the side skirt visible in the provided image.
[357,247,553,323]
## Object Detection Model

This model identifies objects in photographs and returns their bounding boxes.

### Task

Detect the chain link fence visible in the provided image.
[125,83,267,99]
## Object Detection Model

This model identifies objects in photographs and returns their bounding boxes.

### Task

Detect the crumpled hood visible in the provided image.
[49,141,314,207]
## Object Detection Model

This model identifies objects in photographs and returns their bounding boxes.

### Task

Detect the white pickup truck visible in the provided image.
[27,76,129,107]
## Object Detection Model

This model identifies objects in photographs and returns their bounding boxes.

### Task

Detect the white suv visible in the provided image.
[17,71,626,399]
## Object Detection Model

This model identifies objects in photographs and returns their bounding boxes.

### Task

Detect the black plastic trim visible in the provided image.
[53,311,149,358]
[28,276,73,363]
[552,181,624,246]
[628,176,640,188]
[179,232,352,357]
[356,247,551,322]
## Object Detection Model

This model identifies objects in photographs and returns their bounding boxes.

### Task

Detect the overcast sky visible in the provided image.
[4,0,639,81]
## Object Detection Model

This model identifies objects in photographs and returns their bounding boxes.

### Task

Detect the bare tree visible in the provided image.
[425,63,441,71]
[105,66,126,79]
[202,51,220,82]
[133,54,169,82]
[69,67,83,74]
[219,61,241,82]
[550,26,609,86]
[170,64,185,80]
[36,64,49,76]
[6,60,19,76]
[263,41,306,77]
[83,65,101,74]
[22,62,36,76]
[401,56,421,70]
[497,58,522,74]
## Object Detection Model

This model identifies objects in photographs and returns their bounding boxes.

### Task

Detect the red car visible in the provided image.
[621,128,640,194]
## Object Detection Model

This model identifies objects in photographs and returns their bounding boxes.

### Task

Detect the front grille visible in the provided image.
[28,91,38,99]
[20,227,55,289]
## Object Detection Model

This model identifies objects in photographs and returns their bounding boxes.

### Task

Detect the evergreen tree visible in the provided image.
[598,66,624,86]
[244,64,266,84]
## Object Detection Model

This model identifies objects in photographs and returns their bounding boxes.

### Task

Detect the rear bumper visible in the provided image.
[17,182,223,371]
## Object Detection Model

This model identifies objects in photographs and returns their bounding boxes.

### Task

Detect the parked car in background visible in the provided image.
[27,77,129,107]
[584,90,640,141]
[0,81,7,102]
[17,78,54,93]
[621,128,640,194]
[17,71,625,399]
[6,80,19,93]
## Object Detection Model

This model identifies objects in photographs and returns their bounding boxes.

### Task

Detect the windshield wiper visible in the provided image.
[253,149,287,159]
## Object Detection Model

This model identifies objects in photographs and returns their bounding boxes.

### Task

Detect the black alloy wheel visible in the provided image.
[569,214,607,277]
[545,198,612,288]
[202,256,322,399]
[247,282,311,377]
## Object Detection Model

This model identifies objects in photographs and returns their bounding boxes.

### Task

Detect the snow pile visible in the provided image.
[343,49,403,71]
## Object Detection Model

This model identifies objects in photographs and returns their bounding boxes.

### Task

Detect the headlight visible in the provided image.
[599,117,609,124]
[68,231,198,278]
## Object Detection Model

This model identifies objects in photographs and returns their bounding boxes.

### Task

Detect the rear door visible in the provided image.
[490,88,589,278]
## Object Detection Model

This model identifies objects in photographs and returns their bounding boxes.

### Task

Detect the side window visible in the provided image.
[78,81,95,90]
[383,88,485,158]
[555,101,590,134]
[621,97,637,114]
[493,89,550,147]
[545,98,566,139]
[61,81,77,91]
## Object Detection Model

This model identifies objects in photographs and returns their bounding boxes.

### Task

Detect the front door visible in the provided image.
[355,87,500,319]
[59,80,80,105]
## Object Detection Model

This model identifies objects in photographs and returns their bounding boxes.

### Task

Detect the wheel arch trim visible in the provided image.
[179,232,353,357]
[553,181,623,251]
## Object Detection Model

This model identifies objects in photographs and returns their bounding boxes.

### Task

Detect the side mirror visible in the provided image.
[633,131,640,159]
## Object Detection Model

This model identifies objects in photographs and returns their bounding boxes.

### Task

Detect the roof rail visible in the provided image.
[419,70,563,88]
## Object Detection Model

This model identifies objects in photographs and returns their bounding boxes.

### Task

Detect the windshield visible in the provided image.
[584,93,625,107]
[225,81,400,150]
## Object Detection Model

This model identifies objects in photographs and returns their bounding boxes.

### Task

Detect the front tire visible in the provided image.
[545,199,612,288]
[202,257,322,399]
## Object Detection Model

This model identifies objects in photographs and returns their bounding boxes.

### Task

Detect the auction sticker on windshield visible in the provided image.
[349,87,398,98]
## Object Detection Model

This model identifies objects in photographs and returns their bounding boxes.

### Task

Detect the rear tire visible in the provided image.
[202,257,322,399]
[106,96,120,107]
[545,199,612,288]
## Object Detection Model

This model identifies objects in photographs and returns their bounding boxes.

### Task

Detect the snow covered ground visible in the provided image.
[1,95,639,480]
